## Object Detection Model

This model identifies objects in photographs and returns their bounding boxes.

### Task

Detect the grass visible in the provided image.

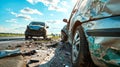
[0,33,61,41]
[34,35,61,42]
[51,36,60,40]
[0,33,24,37]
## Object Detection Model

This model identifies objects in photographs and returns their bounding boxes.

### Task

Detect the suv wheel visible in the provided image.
[72,26,95,67]
[25,35,28,40]
[43,35,47,39]
[30,36,32,39]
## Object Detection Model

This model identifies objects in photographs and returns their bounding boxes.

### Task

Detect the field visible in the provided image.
[0,33,24,37]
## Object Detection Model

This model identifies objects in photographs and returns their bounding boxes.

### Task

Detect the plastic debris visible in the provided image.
[0,48,21,58]
[28,60,39,64]
[22,50,37,56]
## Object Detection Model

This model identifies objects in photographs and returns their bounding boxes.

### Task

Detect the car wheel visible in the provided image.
[25,35,28,40]
[30,36,32,39]
[61,31,68,42]
[72,26,96,67]
[43,35,47,39]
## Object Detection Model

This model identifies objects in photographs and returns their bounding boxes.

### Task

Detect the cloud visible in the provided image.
[11,12,17,16]
[20,7,43,15]
[0,24,26,33]
[17,14,32,20]
[11,12,33,20]
[0,27,25,33]
[0,26,23,33]
[46,20,61,23]
[48,5,67,12]
[46,20,66,34]
[6,8,12,12]
[72,0,77,4]
[10,7,43,20]
[6,19,17,23]
[50,14,54,16]
[26,0,35,4]
[26,0,68,12]
[11,23,26,28]
[27,0,60,6]
[0,26,8,33]
[60,1,69,8]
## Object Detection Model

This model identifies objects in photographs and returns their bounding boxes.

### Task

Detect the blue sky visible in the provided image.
[0,0,76,34]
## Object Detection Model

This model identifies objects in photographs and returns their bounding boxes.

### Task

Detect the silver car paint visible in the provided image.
[82,16,120,66]
[69,0,120,66]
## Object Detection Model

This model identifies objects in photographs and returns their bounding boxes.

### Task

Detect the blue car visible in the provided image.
[25,21,49,39]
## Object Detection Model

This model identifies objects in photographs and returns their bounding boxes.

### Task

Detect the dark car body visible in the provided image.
[61,25,68,42]
[25,22,48,39]
[64,0,120,67]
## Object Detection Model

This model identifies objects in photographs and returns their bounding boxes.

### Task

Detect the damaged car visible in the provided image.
[25,21,49,39]
[63,0,120,67]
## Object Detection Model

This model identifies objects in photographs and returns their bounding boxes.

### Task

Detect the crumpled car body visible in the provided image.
[67,0,120,67]
[25,22,48,39]
[85,16,120,67]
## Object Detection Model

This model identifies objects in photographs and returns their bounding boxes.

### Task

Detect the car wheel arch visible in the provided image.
[71,21,82,39]
[61,30,68,42]
[72,25,97,67]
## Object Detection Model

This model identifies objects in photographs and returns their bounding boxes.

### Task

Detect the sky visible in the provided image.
[0,0,77,34]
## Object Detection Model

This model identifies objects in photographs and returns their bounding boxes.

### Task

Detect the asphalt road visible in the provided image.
[0,36,25,41]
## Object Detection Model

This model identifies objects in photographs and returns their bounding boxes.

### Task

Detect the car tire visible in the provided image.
[30,36,32,39]
[72,26,96,67]
[61,31,68,42]
[43,35,47,39]
[25,35,28,40]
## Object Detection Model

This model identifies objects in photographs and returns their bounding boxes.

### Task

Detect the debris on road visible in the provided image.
[0,38,72,67]
[22,50,37,56]
[0,48,21,58]
[48,42,72,67]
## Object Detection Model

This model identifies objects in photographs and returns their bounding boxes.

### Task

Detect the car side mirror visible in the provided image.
[46,26,49,28]
[63,19,68,23]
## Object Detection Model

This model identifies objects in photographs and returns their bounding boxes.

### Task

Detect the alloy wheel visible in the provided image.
[72,30,80,63]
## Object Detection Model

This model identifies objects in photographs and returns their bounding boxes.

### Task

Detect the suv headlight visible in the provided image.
[40,28,44,31]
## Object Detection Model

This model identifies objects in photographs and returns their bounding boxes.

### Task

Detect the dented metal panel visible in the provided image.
[88,37,120,66]
[78,0,120,22]
[68,0,120,66]
[83,16,120,66]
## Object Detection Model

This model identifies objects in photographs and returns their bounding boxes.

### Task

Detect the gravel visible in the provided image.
[0,38,72,67]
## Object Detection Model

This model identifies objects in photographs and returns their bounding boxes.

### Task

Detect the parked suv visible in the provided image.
[63,0,120,67]
[25,21,48,39]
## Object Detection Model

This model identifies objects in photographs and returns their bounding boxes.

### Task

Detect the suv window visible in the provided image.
[30,22,45,26]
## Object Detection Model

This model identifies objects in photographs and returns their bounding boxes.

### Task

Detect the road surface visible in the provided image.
[0,36,25,41]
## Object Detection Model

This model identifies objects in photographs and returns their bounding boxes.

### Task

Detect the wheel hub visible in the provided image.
[72,30,80,63]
